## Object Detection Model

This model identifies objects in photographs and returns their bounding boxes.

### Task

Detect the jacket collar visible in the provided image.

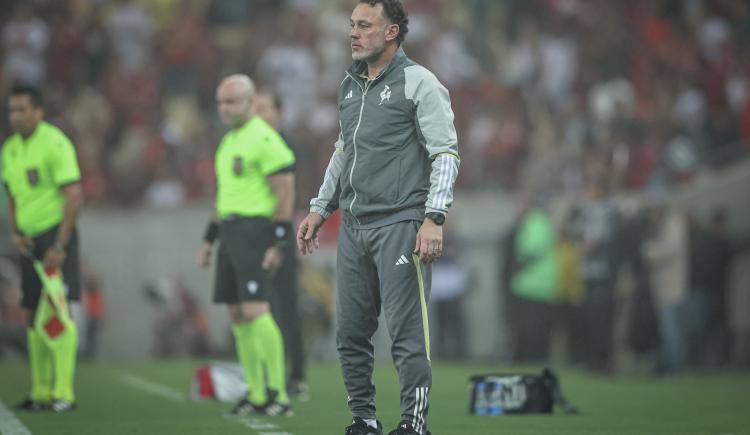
[347,46,407,84]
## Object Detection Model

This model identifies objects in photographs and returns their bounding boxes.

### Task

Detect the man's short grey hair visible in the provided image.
[220,74,256,100]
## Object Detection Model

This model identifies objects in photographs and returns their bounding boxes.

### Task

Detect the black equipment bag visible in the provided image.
[469,368,578,415]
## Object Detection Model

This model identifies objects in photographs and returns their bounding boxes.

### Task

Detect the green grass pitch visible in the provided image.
[1,360,748,435]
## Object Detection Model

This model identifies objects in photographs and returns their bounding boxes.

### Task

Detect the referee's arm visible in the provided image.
[268,169,295,223]
[54,182,83,249]
[41,181,82,269]
[264,169,295,270]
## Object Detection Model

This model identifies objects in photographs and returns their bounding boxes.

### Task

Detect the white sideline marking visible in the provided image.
[120,373,186,403]
[0,399,33,435]
[240,417,294,435]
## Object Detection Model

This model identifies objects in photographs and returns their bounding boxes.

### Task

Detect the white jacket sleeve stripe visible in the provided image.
[309,133,345,218]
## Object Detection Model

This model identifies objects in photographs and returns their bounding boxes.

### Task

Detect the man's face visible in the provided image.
[8,95,43,136]
[350,3,391,62]
[216,82,252,127]
[253,95,281,130]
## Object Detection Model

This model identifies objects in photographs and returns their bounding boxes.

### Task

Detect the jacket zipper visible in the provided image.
[345,72,371,225]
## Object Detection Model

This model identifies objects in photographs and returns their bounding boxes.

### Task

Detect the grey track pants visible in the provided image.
[336,219,432,434]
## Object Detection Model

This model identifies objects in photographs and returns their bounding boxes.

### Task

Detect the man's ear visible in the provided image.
[385,23,400,42]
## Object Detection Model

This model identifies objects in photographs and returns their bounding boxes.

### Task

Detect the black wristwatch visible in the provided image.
[425,212,445,226]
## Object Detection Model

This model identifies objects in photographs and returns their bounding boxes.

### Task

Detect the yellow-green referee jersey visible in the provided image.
[2,121,81,237]
[215,116,295,219]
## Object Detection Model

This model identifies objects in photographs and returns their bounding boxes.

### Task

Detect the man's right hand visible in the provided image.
[11,233,33,258]
[296,213,324,255]
[196,241,213,267]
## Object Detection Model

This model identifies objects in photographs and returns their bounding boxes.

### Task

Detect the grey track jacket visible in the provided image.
[310,47,460,227]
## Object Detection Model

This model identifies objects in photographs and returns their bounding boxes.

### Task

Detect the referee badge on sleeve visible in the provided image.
[232,156,244,176]
[27,168,40,187]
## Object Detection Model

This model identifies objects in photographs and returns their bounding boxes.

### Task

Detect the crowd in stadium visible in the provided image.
[1,0,750,371]
[1,0,749,207]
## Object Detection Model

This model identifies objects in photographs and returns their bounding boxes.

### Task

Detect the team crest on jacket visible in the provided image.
[379,85,391,105]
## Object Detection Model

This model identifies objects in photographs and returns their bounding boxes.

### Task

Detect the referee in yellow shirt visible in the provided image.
[2,85,83,413]
[196,75,295,417]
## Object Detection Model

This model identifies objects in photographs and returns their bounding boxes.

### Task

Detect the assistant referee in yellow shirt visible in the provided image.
[196,75,295,417]
[2,85,83,413]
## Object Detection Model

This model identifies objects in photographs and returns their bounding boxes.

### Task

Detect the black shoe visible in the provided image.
[263,400,294,417]
[287,379,310,402]
[345,417,383,435]
[261,389,294,416]
[227,397,261,417]
[388,421,431,435]
[228,396,294,417]
[51,399,77,413]
[15,398,50,412]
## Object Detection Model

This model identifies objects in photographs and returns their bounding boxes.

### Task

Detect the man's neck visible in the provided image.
[19,122,41,140]
[366,45,398,80]
[232,116,252,130]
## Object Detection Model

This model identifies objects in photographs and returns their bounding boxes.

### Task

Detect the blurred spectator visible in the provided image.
[106,0,154,72]
[688,209,750,367]
[81,266,106,360]
[2,4,49,86]
[505,15,578,110]
[66,88,113,200]
[162,1,209,96]
[555,216,586,364]
[622,208,661,359]
[577,178,619,373]
[643,198,689,374]
[144,277,210,358]
[504,201,558,363]
[80,5,111,86]
[256,13,319,131]
[428,26,479,89]
[46,4,85,89]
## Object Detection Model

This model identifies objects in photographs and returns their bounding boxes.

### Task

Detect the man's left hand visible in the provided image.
[415,219,443,264]
[262,246,283,270]
[43,247,66,270]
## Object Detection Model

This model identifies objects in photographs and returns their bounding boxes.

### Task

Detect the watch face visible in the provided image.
[428,213,445,225]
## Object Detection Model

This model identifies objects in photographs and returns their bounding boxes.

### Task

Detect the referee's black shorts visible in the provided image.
[213,216,274,304]
[20,225,81,310]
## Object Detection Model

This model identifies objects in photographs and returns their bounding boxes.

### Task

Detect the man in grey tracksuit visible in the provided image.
[296,1,459,434]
